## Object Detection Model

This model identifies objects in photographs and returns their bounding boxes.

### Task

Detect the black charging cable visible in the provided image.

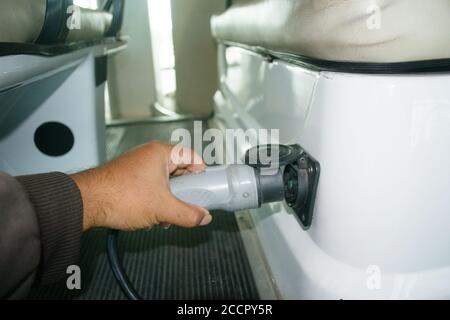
[106,229,142,300]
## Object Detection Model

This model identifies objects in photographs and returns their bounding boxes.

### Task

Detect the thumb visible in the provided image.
[160,194,212,228]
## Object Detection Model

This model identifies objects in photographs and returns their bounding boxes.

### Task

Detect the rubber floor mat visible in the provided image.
[28,210,259,300]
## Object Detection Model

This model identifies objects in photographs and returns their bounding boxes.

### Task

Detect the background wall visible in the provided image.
[171,0,225,117]
[107,0,157,119]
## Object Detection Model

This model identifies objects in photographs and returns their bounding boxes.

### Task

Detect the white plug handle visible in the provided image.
[169,165,260,211]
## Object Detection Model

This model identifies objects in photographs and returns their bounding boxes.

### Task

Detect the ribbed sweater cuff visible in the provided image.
[16,172,83,286]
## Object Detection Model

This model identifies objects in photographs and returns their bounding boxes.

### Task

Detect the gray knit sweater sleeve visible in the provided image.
[0,172,83,299]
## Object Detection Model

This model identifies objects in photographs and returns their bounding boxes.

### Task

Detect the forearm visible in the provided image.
[71,166,116,231]
[0,172,83,299]
[16,173,84,286]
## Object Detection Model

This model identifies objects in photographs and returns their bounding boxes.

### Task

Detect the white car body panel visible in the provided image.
[214,46,450,299]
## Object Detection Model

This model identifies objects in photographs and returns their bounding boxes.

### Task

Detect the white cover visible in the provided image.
[66,8,112,43]
[0,0,46,43]
[0,0,112,44]
[214,46,450,299]
[212,0,450,63]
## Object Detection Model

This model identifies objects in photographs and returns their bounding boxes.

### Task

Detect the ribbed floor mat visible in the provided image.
[28,210,259,300]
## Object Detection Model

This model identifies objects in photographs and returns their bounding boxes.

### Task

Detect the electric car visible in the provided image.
[210,0,450,299]
[1,0,450,300]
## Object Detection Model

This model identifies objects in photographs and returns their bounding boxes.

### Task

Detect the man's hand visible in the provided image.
[71,141,212,231]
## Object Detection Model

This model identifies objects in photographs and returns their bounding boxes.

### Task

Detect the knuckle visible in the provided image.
[148,140,163,148]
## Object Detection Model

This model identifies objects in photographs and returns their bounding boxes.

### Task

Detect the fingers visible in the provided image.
[159,195,212,228]
[167,144,206,175]
[171,168,189,177]
[160,223,172,230]
[171,166,204,177]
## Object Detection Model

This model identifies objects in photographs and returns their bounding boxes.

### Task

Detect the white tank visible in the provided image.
[214,46,450,299]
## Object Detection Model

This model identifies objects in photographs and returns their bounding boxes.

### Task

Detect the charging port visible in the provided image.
[283,149,320,229]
